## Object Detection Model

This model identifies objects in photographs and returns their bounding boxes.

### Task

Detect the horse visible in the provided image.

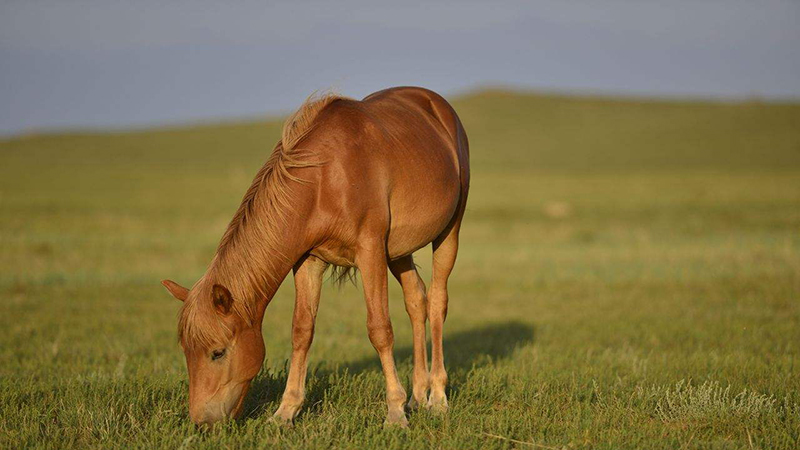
[161,86,470,427]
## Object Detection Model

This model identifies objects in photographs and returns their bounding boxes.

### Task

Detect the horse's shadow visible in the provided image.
[242,320,535,420]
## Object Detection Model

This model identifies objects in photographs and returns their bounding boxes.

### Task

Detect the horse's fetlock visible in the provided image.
[431,371,447,387]
[282,388,304,404]
[387,388,407,405]
[413,376,430,394]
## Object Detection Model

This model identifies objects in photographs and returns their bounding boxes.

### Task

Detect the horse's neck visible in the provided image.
[210,217,306,314]
[210,161,317,316]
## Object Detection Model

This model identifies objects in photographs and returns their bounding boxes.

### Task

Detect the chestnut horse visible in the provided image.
[161,86,469,427]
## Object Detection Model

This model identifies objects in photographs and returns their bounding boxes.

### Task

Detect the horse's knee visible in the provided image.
[367,322,394,350]
[291,324,314,350]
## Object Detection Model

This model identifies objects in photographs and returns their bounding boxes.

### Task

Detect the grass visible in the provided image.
[1,89,799,449]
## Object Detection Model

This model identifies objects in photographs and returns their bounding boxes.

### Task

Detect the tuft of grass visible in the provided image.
[650,380,779,422]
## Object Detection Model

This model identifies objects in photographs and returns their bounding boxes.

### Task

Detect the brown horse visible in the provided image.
[161,86,469,427]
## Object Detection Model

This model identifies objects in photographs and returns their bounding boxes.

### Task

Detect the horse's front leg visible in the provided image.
[272,254,327,424]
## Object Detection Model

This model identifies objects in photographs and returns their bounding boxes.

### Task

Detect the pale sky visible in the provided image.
[1,0,798,135]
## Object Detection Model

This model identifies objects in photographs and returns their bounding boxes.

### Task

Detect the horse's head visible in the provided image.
[161,279,265,426]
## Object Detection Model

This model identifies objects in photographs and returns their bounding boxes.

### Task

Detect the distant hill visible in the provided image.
[452,89,800,172]
[3,89,799,174]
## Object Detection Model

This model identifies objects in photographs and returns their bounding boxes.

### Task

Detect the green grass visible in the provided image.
[1,90,799,449]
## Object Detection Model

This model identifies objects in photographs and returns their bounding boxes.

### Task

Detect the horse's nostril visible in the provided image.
[189,407,212,427]
[191,412,219,428]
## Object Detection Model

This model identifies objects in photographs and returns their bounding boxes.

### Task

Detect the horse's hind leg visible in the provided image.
[428,215,463,412]
[389,255,429,410]
[357,238,408,426]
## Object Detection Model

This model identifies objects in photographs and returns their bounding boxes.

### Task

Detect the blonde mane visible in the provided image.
[178,92,344,348]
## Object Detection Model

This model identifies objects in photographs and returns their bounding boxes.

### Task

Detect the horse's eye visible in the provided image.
[211,349,226,361]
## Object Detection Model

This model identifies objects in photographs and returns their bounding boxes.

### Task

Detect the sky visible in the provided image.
[1,0,799,135]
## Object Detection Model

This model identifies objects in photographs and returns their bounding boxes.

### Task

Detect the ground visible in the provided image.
[1,90,798,449]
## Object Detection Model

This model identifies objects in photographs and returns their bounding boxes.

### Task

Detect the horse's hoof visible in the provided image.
[406,395,426,411]
[384,410,409,428]
[430,403,448,415]
[269,412,295,427]
[426,396,449,414]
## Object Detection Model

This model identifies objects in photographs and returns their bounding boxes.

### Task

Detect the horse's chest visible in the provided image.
[310,241,357,268]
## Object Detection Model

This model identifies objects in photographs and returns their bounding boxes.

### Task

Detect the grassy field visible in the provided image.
[1,90,799,449]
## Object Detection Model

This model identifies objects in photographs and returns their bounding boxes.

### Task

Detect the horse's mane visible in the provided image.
[217,92,343,258]
[178,92,344,348]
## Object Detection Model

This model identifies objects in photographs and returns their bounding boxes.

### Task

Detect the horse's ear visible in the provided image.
[211,284,233,315]
[161,279,188,302]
